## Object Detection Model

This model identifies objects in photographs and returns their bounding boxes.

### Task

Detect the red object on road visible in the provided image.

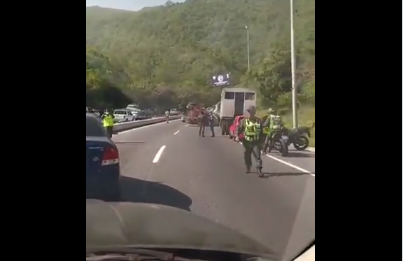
[186,102,203,124]
[229,115,245,140]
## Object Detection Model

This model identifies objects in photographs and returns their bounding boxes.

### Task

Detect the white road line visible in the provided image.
[239,142,315,177]
[152,145,166,163]
[174,130,180,135]
[265,154,315,176]
[185,124,189,127]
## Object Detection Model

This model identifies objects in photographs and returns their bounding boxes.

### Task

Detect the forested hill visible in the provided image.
[86,0,315,111]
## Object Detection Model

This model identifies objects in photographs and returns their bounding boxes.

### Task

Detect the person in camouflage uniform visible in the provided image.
[262,108,283,153]
[236,105,265,174]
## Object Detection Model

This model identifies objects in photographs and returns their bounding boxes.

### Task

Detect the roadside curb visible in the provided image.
[306,147,315,152]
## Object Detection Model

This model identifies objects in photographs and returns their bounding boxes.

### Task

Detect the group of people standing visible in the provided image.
[236,105,283,174]
[193,105,283,173]
[100,105,283,175]
[198,110,215,137]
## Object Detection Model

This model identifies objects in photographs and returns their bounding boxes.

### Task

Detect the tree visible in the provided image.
[85,0,315,110]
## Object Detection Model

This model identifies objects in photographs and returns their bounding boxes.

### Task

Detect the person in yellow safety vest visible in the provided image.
[101,108,115,138]
[262,116,270,136]
[263,108,283,153]
[236,105,266,175]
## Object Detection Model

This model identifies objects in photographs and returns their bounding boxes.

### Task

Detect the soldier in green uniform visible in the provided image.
[263,108,283,153]
[236,105,264,174]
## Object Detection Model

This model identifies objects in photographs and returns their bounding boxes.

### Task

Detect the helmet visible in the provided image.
[268,108,276,114]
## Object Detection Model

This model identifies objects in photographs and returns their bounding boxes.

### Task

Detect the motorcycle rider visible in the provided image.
[101,108,115,139]
[263,108,283,153]
[236,105,264,174]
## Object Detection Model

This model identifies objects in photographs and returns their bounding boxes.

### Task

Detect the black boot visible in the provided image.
[246,166,251,173]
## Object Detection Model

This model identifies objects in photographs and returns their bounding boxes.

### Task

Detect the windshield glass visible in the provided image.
[114,110,126,115]
[127,104,139,109]
[86,0,315,260]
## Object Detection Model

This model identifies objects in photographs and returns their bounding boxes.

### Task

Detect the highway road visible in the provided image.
[112,120,315,261]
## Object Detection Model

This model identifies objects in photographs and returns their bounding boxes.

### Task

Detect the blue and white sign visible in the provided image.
[211,73,230,86]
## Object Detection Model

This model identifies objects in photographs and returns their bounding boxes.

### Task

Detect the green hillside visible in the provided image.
[86,0,315,118]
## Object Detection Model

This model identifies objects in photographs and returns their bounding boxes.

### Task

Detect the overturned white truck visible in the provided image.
[218,87,257,135]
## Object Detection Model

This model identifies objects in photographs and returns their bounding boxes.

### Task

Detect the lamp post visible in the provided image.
[290,0,298,128]
[245,25,250,72]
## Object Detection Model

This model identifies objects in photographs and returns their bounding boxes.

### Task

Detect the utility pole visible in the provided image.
[245,25,250,72]
[290,0,298,128]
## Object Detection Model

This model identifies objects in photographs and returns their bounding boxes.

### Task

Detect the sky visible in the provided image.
[86,0,185,11]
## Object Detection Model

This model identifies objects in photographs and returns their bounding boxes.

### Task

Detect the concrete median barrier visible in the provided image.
[113,116,181,132]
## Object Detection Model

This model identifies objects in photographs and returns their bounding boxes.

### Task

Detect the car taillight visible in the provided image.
[102,147,119,166]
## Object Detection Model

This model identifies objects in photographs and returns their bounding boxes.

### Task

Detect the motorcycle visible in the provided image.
[285,126,311,151]
[292,126,311,150]
[269,127,289,157]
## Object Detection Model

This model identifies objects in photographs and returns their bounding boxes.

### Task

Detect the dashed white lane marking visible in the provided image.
[239,142,315,177]
[174,130,180,135]
[185,124,189,127]
[152,145,166,163]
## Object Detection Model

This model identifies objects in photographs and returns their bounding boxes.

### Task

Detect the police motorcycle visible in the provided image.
[279,126,310,151]
[288,126,310,150]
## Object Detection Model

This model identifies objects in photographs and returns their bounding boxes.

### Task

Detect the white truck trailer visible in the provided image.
[219,87,257,135]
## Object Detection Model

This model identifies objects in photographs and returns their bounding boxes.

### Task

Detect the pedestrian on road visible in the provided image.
[165,109,170,124]
[198,111,208,137]
[101,108,115,139]
[208,111,215,137]
[236,105,263,174]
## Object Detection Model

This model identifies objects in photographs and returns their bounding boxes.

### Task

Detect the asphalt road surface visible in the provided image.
[112,120,315,261]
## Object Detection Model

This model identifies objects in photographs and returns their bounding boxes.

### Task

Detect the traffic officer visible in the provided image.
[101,108,115,138]
[263,108,283,153]
[236,105,264,174]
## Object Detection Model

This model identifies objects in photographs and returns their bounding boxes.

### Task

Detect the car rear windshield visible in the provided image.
[114,110,126,114]
[86,117,106,137]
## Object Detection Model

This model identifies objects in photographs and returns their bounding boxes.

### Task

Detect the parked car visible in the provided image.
[86,114,121,201]
[132,110,149,120]
[229,115,245,140]
[142,109,154,119]
[113,109,135,123]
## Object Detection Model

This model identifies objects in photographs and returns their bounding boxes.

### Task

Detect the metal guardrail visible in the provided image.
[113,116,181,132]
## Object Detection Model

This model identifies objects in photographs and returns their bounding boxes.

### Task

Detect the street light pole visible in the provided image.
[245,25,250,72]
[290,0,298,128]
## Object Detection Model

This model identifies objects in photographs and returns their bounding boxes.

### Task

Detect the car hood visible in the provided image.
[86,200,279,260]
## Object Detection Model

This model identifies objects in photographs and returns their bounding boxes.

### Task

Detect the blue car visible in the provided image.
[86,113,121,201]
